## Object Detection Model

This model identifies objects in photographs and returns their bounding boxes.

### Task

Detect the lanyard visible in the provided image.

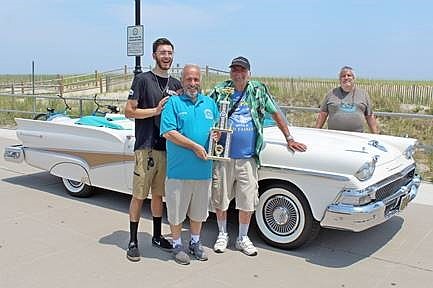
[228,86,247,117]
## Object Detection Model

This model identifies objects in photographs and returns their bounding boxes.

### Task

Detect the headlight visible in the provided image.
[354,157,378,181]
[403,145,416,159]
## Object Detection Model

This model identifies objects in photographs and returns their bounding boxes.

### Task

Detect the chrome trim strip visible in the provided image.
[259,165,350,181]
[16,147,134,167]
[344,149,368,154]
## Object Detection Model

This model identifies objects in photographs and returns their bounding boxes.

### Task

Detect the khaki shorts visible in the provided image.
[165,179,211,225]
[211,158,259,212]
[132,149,166,200]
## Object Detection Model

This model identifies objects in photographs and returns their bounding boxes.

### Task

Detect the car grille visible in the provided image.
[375,168,415,201]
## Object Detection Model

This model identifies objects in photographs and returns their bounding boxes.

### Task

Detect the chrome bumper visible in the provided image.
[4,145,24,163]
[320,175,421,232]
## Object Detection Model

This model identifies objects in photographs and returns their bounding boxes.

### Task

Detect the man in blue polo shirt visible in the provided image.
[161,64,219,265]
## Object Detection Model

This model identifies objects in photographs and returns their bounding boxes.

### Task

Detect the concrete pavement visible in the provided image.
[1,128,432,288]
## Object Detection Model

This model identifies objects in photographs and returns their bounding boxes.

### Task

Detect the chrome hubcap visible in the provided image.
[68,179,83,188]
[273,207,289,225]
[263,195,299,236]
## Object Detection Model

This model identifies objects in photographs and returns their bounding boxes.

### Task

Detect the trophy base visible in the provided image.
[207,155,231,161]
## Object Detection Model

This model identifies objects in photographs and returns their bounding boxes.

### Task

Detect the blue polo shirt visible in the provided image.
[160,94,219,180]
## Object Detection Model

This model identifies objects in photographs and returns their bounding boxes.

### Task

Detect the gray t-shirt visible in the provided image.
[319,86,373,132]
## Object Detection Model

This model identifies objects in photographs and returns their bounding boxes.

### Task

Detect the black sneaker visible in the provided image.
[126,242,140,262]
[152,235,172,251]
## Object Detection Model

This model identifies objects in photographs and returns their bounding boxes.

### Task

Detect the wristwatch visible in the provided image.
[285,134,294,142]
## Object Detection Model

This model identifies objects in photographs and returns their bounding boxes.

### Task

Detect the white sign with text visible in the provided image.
[127,25,144,56]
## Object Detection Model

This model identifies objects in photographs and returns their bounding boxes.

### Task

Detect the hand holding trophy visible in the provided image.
[207,88,234,161]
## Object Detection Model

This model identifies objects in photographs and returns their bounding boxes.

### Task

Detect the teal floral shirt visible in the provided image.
[209,80,278,164]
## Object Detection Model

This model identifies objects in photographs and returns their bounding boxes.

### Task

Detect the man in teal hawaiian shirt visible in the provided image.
[209,56,307,256]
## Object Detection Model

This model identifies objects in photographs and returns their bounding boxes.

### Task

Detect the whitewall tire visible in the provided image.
[255,182,320,249]
[61,177,93,197]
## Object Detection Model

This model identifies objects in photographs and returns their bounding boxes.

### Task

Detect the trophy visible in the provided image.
[207,88,234,161]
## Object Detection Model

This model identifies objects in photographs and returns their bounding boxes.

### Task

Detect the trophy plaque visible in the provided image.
[208,96,233,161]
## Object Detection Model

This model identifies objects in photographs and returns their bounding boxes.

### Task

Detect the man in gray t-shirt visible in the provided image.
[316,66,379,133]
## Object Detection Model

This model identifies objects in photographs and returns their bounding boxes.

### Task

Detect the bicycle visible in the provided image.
[74,94,127,130]
[92,94,120,117]
[33,94,72,121]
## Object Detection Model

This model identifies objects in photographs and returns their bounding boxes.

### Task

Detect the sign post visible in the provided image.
[130,0,142,75]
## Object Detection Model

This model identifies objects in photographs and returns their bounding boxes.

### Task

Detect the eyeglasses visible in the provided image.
[154,51,174,56]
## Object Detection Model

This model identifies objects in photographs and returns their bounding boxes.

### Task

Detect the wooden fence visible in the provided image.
[0,65,229,96]
[1,67,433,106]
[261,78,433,106]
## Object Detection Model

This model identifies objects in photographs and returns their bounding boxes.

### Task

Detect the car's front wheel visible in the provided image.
[255,182,320,249]
[61,177,93,197]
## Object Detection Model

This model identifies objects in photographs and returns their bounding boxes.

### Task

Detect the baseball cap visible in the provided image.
[229,56,250,70]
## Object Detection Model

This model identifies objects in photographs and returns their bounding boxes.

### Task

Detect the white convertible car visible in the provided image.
[4,114,420,249]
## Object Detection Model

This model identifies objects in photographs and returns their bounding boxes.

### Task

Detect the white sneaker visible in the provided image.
[213,232,229,253]
[235,236,258,256]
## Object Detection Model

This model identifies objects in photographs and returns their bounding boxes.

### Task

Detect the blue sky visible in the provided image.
[1,0,432,80]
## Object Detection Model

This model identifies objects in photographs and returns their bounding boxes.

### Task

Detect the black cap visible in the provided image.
[229,56,250,70]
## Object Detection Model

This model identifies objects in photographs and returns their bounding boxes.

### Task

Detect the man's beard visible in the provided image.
[232,77,248,89]
[184,85,201,99]
[156,58,172,71]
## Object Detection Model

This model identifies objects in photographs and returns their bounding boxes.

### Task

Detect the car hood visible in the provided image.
[261,126,417,176]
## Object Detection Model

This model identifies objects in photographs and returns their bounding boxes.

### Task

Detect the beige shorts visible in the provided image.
[165,179,211,225]
[132,149,166,200]
[211,158,259,212]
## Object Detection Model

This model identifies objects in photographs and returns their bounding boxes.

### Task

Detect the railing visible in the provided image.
[2,93,433,120]
[0,94,127,118]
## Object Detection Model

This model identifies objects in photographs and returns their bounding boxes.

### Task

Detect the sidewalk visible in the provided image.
[1,128,432,288]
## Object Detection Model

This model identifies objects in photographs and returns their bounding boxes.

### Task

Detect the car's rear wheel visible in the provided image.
[61,177,93,197]
[255,182,320,249]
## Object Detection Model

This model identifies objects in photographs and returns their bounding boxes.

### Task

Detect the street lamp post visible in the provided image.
[134,0,142,75]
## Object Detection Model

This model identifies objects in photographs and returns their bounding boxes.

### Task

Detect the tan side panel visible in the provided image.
[47,149,135,167]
